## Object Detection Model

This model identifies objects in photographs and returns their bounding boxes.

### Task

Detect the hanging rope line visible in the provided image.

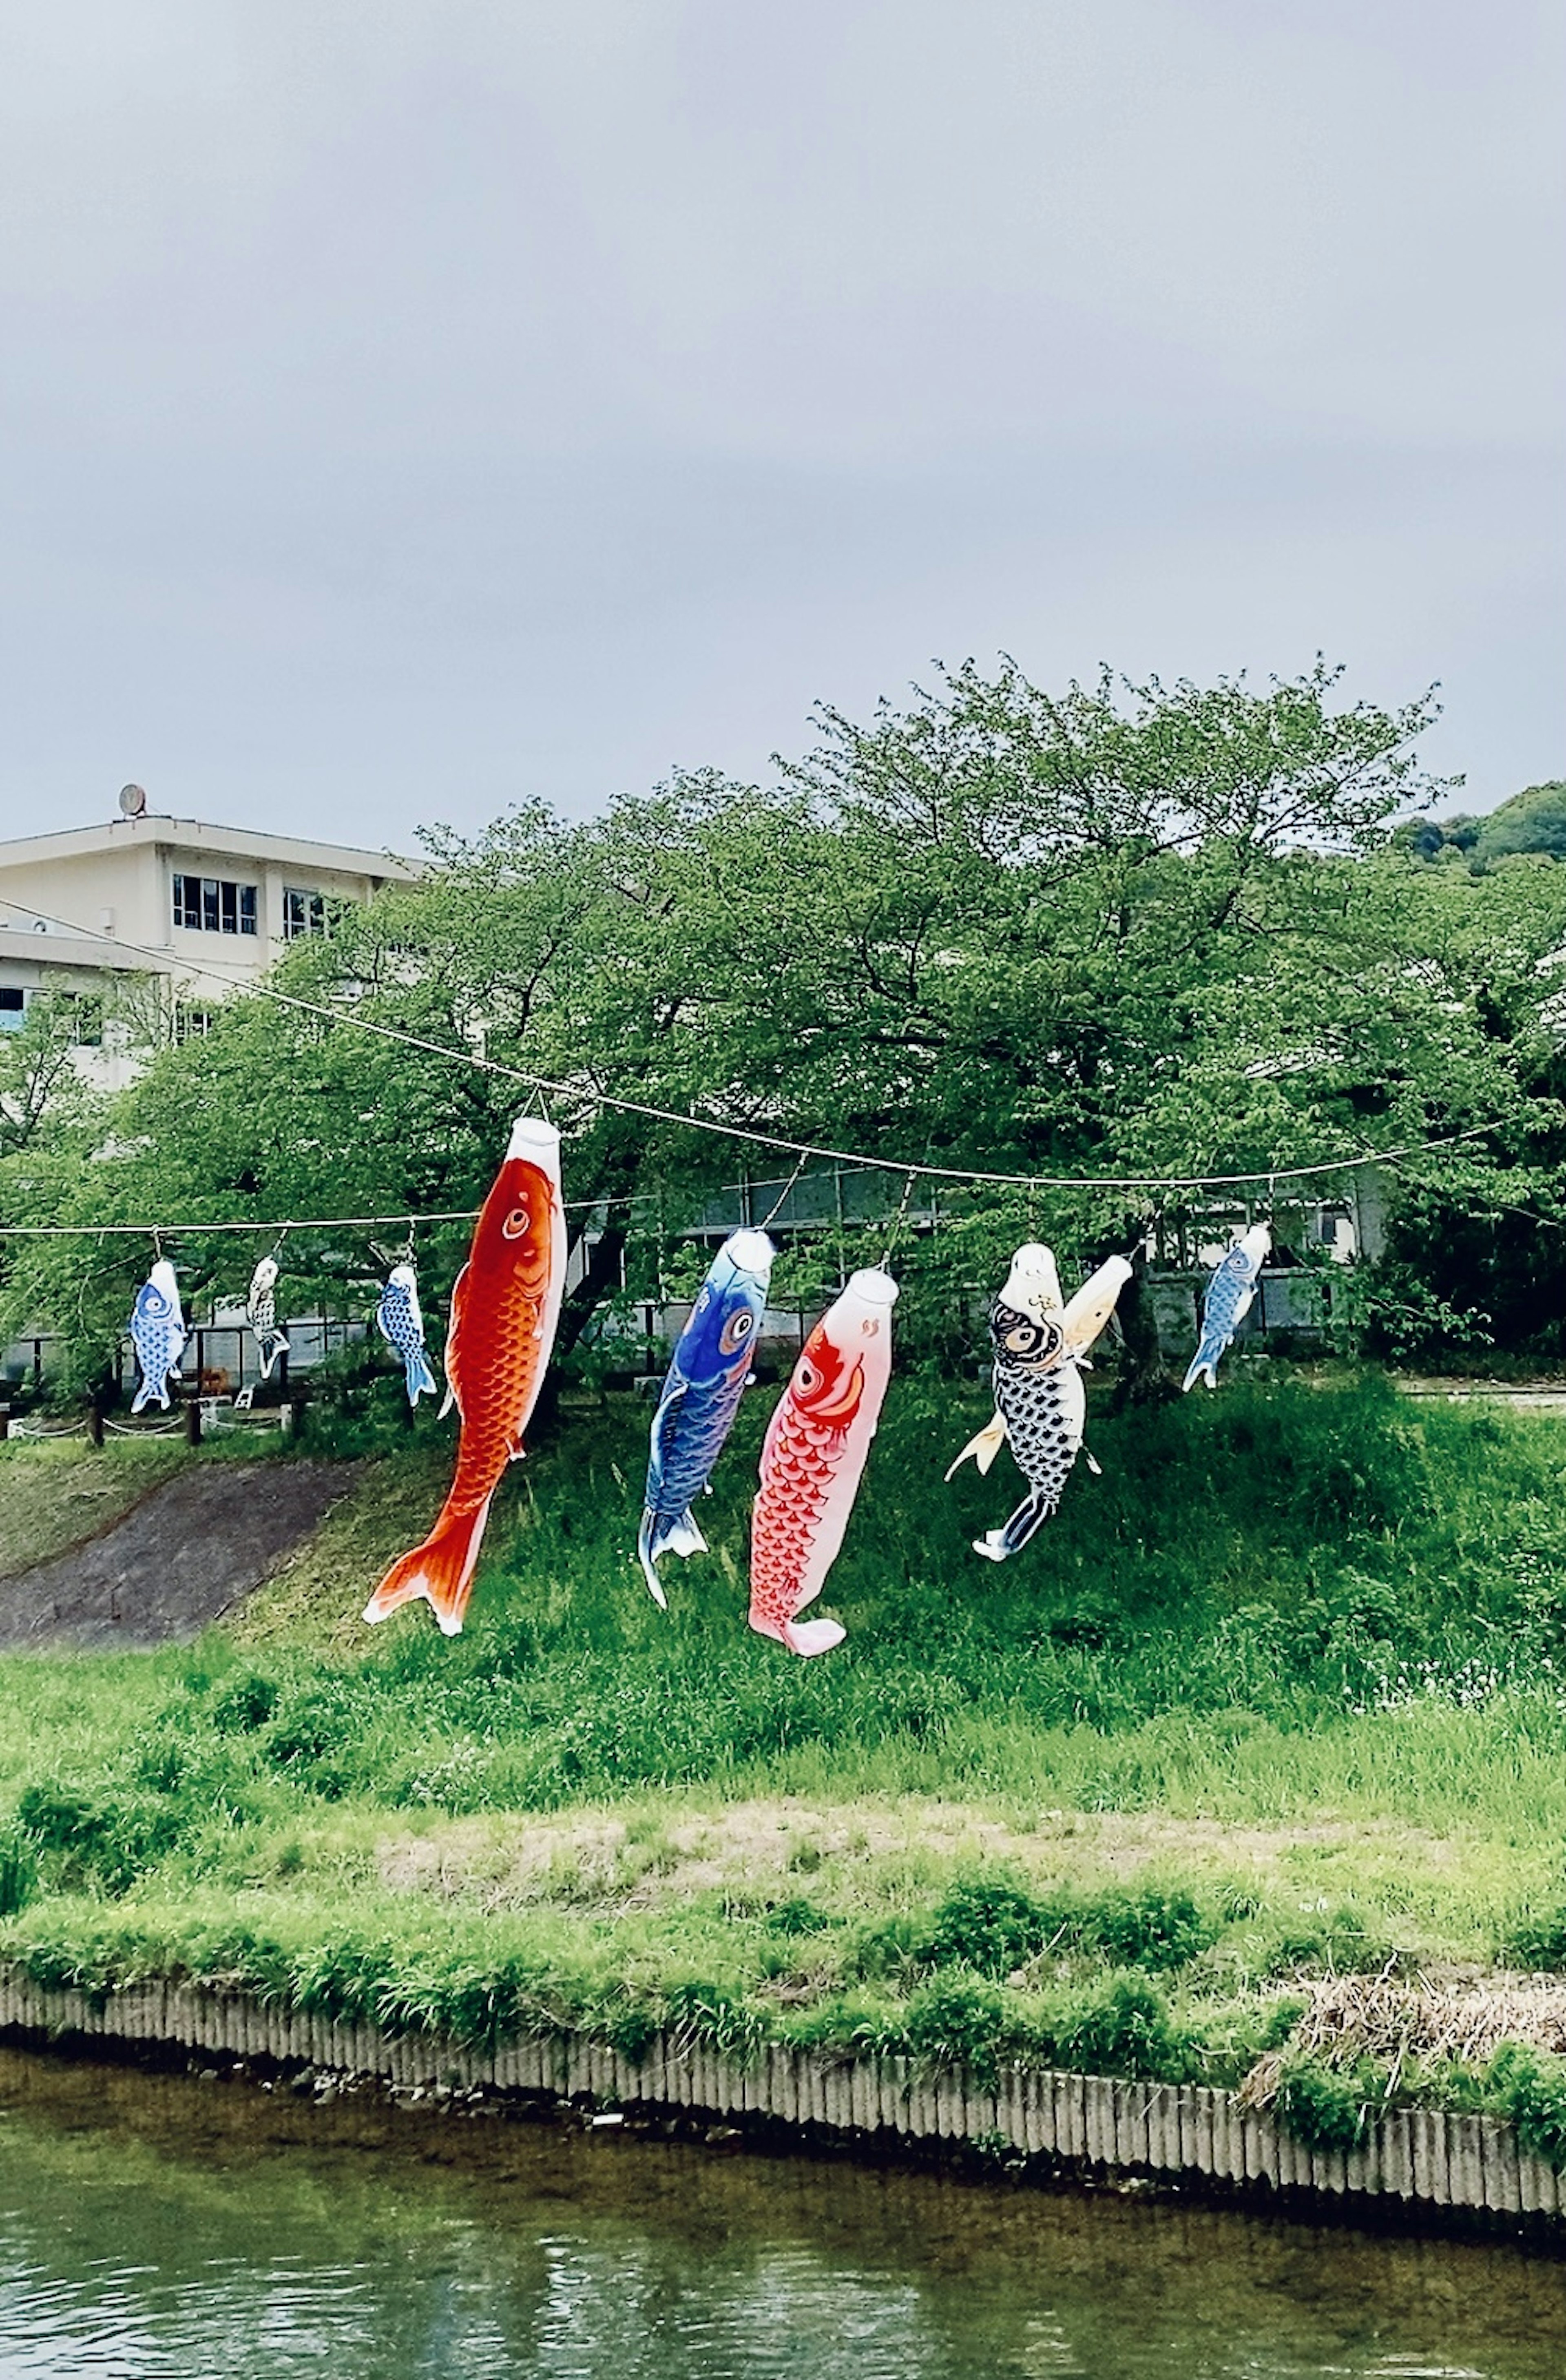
[880,1170,921,1269]
[0,1209,484,1239]
[1,895,1504,1195]
[759,1153,810,1230]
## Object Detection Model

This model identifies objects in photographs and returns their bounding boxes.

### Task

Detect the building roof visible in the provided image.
[0,814,421,880]
[0,925,140,972]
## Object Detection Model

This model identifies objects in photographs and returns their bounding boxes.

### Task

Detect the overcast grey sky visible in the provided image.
[2,0,1560,849]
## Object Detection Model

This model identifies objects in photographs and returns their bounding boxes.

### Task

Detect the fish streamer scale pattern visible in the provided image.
[451,1296,546,1492]
[751,1414,843,1616]
[998,1362,1082,1516]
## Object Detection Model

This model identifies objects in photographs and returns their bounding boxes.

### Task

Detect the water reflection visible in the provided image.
[0,2048,1559,2378]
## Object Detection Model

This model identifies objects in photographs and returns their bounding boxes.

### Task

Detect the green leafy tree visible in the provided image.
[13,658,1565,1386]
[1473,781,1566,866]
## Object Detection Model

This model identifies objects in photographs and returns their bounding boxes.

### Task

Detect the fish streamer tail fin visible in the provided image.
[363,1494,494,1637]
[636,1510,670,1610]
[1181,1343,1219,1393]
[782,1616,847,1658]
[944,1412,1007,1482]
[405,1349,438,1405]
[973,1488,1054,1563]
[750,1606,847,1657]
[637,1507,708,1608]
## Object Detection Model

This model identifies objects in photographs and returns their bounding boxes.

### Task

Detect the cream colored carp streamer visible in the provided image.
[749,1267,899,1657]
[244,1254,290,1383]
[948,1243,1131,1562]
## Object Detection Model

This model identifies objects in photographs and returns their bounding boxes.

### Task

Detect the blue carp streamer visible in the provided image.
[377,1264,439,1406]
[129,1260,187,1414]
[639,1229,775,1607]
[1183,1224,1271,1392]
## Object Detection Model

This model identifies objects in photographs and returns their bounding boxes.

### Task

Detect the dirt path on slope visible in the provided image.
[0,1459,363,1651]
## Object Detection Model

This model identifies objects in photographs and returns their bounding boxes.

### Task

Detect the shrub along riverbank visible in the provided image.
[4,1369,1566,2158]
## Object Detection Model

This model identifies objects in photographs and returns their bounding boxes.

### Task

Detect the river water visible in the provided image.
[0,2047,1560,2378]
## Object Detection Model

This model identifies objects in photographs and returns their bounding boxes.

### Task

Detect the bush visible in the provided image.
[210,1669,281,1733]
[762,1897,834,1938]
[903,1976,1017,2077]
[843,1913,924,1982]
[1081,1886,1216,1971]
[1503,1907,1566,1971]
[917,1876,1218,1982]
[15,1783,100,1854]
[922,1876,1052,1978]
[1049,1974,1189,2082]
[0,1827,39,1918]
[1488,2043,1566,2169]
[15,1781,181,1895]
[1272,2057,1374,2152]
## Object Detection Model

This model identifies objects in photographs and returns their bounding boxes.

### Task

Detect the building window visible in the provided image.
[66,992,104,1047]
[173,875,257,936]
[0,988,24,1033]
[174,1004,213,1044]
[283,886,336,939]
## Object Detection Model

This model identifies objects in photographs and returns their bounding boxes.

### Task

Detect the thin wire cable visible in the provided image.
[0,1208,483,1238]
[0,1187,675,1238]
[759,1153,810,1229]
[880,1170,920,1269]
[2,893,1504,1192]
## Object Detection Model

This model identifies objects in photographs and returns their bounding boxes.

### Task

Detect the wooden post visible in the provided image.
[0,1408,9,1441]
[87,1399,105,1449]
[185,1397,202,1447]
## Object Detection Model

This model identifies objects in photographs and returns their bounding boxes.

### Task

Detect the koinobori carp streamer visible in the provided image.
[363,1116,565,1636]
[129,1260,187,1414]
[245,1254,290,1384]
[1183,1223,1271,1392]
[947,1243,1130,1561]
[639,1228,774,1607]
[749,1266,897,1657]
[376,1261,438,1407]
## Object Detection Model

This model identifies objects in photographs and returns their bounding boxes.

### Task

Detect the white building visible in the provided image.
[0,794,418,1090]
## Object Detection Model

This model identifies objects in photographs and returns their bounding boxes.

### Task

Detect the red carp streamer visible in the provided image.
[363,1116,565,1635]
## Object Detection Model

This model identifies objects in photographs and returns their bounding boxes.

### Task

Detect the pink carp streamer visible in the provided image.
[749,1266,898,1657]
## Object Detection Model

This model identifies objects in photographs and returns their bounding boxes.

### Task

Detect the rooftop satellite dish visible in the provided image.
[119,783,147,818]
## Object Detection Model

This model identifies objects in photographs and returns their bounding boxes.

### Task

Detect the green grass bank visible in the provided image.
[5,1367,1566,2160]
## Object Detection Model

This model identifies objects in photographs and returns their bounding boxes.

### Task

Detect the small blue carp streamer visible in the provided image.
[376,1263,438,1405]
[129,1260,187,1414]
[639,1228,775,1607]
[1183,1223,1272,1393]
[246,1255,290,1383]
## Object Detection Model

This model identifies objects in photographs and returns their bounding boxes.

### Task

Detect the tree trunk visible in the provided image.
[529,1220,628,1436]
[1109,1243,1176,1411]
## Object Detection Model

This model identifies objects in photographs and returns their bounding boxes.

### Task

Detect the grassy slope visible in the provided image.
[3,1370,1566,2119]
[0,1438,186,1580]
